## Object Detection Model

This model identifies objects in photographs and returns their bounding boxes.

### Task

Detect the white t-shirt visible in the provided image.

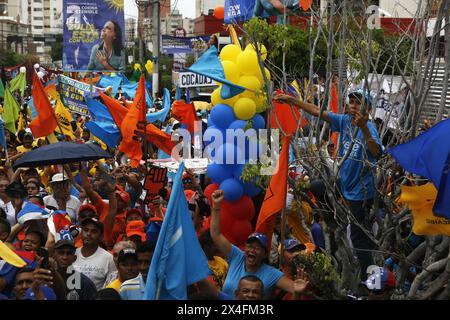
[43,195,81,223]
[73,247,117,291]
[0,199,16,227]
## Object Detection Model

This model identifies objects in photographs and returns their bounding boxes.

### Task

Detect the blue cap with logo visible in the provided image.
[348,88,373,106]
[246,232,268,250]
[284,238,306,252]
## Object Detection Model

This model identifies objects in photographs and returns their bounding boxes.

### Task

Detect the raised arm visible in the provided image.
[209,190,232,259]
[275,94,331,123]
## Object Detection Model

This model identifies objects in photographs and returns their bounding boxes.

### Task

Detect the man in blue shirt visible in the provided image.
[276,90,383,280]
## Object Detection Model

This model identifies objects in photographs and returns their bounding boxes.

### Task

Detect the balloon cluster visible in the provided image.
[205,43,271,247]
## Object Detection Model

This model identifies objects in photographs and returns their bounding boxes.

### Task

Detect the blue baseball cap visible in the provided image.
[246,232,268,250]
[348,89,373,106]
[284,238,306,252]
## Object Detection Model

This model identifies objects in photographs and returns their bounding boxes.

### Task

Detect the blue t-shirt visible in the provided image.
[328,113,383,201]
[222,245,284,299]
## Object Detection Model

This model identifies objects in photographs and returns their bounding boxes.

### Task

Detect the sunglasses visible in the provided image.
[182,179,192,184]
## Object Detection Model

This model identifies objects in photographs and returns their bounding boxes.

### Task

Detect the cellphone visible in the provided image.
[37,247,50,270]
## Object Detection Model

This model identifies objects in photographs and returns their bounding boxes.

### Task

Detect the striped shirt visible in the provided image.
[119,274,146,300]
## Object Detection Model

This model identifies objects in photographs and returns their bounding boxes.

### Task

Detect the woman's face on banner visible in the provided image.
[101,21,116,43]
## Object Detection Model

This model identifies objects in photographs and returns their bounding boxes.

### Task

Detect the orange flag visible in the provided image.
[330,82,339,157]
[136,123,178,157]
[98,90,129,127]
[300,0,312,11]
[29,72,58,138]
[171,100,198,134]
[256,135,291,240]
[118,75,147,168]
[270,99,308,136]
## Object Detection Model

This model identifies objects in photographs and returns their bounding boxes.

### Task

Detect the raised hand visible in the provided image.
[294,267,310,295]
[211,190,224,209]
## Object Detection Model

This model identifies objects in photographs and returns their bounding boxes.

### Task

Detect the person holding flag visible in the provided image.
[209,189,301,299]
[275,89,383,281]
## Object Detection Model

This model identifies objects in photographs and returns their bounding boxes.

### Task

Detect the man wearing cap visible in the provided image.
[72,217,117,291]
[124,220,147,246]
[44,173,81,223]
[106,248,139,292]
[276,89,383,280]
[210,190,296,299]
[119,242,155,300]
[53,239,97,300]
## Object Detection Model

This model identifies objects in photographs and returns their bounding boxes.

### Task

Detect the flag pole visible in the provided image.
[155,279,162,300]
[279,208,287,270]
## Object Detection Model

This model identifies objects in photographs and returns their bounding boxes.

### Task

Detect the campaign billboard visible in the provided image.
[224,0,303,23]
[63,0,125,72]
[161,35,211,55]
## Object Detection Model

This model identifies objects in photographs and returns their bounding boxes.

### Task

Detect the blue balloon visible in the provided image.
[243,182,261,197]
[251,114,266,130]
[215,143,245,165]
[220,178,244,202]
[210,104,236,130]
[232,164,261,197]
[207,114,215,127]
[228,120,247,130]
[233,164,245,180]
[207,163,233,184]
[204,126,225,154]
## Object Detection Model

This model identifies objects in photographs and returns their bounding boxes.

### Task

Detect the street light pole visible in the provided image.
[135,0,150,67]
[152,0,160,97]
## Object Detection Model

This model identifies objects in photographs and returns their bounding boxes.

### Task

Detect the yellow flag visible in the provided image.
[227,26,241,50]
[399,183,450,236]
[286,201,313,244]
[54,98,75,139]
[0,240,26,268]
[17,112,25,132]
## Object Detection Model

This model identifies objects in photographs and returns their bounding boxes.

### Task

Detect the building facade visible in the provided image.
[195,0,224,18]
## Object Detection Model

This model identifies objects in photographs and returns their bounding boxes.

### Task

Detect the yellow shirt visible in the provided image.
[399,183,450,236]
[106,278,123,293]
[16,145,33,154]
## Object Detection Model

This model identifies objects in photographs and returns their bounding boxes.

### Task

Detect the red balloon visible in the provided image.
[230,219,253,243]
[213,6,225,20]
[222,196,255,221]
[204,183,219,206]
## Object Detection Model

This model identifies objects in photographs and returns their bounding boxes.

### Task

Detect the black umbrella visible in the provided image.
[13,141,112,169]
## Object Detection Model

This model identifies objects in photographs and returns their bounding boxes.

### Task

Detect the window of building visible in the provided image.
[34,7,42,11]
[34,16,44,20]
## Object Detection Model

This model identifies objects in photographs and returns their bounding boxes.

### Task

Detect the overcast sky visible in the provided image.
[124,0,197,19]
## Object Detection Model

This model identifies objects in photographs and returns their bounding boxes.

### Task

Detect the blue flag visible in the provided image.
[187,46,246,100]
[17,202,51,225]
[85,97,120,148]
[387,119,450,218]
[97,75,124,97]
[0,115,7,151]
[147,88,171,123]
[143,162,210,300]
[121,81,153,107]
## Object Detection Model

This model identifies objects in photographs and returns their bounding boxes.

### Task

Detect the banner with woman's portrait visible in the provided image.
[63,0,125,72]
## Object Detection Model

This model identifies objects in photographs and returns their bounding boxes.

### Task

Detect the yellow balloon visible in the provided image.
[237,75,261,98]
[211,87,239,106]
[233,97,256,120]
[219,44,242,63]
[245,43,267,61]
[236,50,260,76]
[245,90,267,113]
[221,60,240,83]
[145,60,153,74]
[255,66,271,83]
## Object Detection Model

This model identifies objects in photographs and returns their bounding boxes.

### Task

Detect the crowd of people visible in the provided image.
[0,59,441,301]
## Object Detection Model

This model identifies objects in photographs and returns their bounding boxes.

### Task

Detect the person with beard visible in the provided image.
[209,190,296,299]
